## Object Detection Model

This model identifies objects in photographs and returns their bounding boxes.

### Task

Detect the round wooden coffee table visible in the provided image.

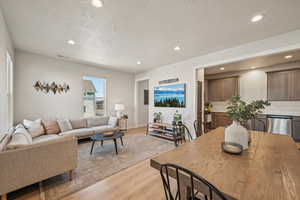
[90,131,124,155]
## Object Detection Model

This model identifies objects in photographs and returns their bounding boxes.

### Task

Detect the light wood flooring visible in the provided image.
[3,127,165,200]
[62,159,164,200]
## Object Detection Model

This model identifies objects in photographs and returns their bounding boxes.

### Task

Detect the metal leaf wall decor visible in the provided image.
[34,81,70,94]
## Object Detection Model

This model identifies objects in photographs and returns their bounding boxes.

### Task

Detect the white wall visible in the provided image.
[0,9,14,132]
[14,51,135,127]
[135,29,300,137]
[210,62,300,116]
[137,80,149,127]
[136,62,197,138]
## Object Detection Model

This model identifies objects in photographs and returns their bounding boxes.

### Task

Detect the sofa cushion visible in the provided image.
[23,119,45,138]
[7,125,32,150]
[86,116,109,128]
[59,128,94,138]
[108,117,118,127]
[0,128,14,151]
[70,118,87,129]
[32,134,62,144]
[89,125,119,134]
[57,119,73,132]
[42,120,61,134]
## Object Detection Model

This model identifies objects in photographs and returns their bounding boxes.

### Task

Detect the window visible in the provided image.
[83,76,106,117]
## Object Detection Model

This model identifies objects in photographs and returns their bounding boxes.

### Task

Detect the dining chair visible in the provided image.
[256,119,266,132]
[160,163,229,200]
[175,123,193,145]
[193,120,203,137]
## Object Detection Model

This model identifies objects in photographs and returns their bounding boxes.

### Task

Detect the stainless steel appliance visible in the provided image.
[267,115,292,136]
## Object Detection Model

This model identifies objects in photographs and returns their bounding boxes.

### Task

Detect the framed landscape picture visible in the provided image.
[154,83,186,107]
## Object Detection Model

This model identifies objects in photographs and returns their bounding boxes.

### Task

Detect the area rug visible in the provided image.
[41,133,174,200]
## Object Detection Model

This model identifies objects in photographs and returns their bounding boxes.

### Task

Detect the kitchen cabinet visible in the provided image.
[292,70,300,100]
[250,115,267,132]
[207,77,239,101]
[293,116,300,142]
[267,69,300,101]
[211,112,232,129]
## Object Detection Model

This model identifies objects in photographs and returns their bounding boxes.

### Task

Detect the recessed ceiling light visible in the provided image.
[251,66,256,69]
[137,61,141,65]
[174,46,181,51]
[91,0,103,8]
[251,14,264,23]
[67,40,75,45]
[285,55,293,59]
[220,67,225,71]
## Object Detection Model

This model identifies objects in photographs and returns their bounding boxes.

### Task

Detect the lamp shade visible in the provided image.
[115,104,125,111]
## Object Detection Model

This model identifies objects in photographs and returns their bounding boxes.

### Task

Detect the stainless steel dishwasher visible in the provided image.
[267,115,292,136]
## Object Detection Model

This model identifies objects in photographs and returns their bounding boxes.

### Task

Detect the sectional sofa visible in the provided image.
[0,116,119,200]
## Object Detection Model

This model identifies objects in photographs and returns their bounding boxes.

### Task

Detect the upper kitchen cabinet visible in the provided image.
[267,68,300,101]
[207,77,239,101]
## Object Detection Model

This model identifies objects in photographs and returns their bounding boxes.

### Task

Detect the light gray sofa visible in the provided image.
[60,116,119,139]
[0,135,77,200]
[0,116,119,199]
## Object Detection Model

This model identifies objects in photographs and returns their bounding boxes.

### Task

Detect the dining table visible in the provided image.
[150,127,300,200]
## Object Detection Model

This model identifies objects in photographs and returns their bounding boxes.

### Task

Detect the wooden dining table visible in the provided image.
[150,127,300,200]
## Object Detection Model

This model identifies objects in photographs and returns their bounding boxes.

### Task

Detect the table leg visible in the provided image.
[120,136,124,146]
[90,141,95,155]
[113,139,118,155]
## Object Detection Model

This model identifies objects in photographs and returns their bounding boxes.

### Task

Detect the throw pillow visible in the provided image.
[87,116,109,127]
[23,119,45,138]
[6,125,32,150]
[69,118,87,129]
[108,117,118,127]
[42,120,61,134]
[57,119,73,132]
[0,128,14,151]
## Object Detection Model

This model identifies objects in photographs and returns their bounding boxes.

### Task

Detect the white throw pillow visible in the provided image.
[0,128,15,151]
[7,125,32,150]
[57,119,73,132]
[108,117,118,127]
[23,119,45,138]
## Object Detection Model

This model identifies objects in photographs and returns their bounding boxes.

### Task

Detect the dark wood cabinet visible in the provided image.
[211,112,232,129]
[267,69,300,101]
[207,77,239,101]
[250,115,267,132]
[292,70,300,100]
[293,117,300,142]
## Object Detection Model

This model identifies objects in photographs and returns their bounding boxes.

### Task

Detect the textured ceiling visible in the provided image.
[1,0,300,73]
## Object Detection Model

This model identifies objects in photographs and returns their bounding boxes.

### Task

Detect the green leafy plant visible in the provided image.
[153,112,162,122]
[226,96,270,124]
[173,110,182,122]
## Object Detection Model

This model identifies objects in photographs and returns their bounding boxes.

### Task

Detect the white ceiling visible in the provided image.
[1,0,300,73]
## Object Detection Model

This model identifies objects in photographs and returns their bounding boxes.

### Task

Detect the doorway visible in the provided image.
[137,79,149,128]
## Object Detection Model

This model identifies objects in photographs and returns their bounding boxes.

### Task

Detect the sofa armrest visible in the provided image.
[0,136,78,195]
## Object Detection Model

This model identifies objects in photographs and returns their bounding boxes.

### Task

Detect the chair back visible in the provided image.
[193,120,203,137]
[175,123,192,142]
[160,163,228,200]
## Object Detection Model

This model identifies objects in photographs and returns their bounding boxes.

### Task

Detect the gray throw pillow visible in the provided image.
[57,119,73,132]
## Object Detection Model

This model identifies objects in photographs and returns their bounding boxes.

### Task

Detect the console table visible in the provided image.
[147,122,185,146]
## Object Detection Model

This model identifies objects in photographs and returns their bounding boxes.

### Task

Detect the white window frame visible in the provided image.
[82,75,107,117]
[6,51,13,127]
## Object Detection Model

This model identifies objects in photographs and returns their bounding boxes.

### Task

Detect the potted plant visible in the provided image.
[225,96,270,150]
[173,110,182,123]
[153,112,162,123]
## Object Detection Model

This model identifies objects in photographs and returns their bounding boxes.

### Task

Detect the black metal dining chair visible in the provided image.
[160,163,229,200]
[193,120,203,137]
[174,123,193,146]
